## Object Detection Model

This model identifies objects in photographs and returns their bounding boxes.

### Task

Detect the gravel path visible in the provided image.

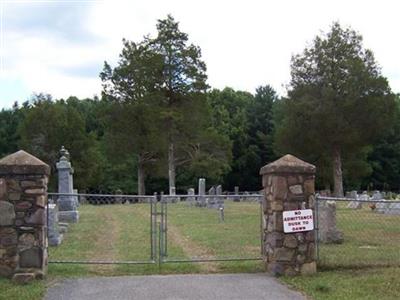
[45,273,306,300]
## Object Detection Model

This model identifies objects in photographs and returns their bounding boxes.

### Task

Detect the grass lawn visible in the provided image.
[318,203,400,268]
[282,267,400,300]
[2,201,399,300]
[164,201,264,273]
[0,279,45,300]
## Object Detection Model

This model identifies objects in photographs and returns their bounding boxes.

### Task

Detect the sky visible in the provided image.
[0,0,399,109]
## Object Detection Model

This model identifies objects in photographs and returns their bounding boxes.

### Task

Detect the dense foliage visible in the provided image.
[274,22,396,196]
[0,20,398,194]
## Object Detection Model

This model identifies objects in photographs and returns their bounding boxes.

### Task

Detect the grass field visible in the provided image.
[2,201,399,300]
[318,203,400,268]
[284,202,400,299]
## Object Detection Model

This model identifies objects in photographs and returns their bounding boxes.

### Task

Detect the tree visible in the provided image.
[0,102,26,157]
[208,88,252,189]
[18,94,102,191]
[101,16,230,194]
[245,85,278,189]
[100,39,165,195]
[365,94,400,191]
[275,23,396,196]
[149,15,209,194]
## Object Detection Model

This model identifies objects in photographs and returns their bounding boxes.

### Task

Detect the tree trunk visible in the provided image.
[137,158,146,196]
[332,145,344,197]
[168,142,176,195]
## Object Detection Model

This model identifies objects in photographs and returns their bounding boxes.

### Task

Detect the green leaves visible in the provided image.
[276,22,396,190]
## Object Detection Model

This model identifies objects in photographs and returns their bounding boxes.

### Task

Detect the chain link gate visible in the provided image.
[157,193,264,265]
[47,192,265,267]
[47,192,158,265]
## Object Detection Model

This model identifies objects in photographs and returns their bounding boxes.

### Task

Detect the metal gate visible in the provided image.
[47,192,158,265]
[158,193,264,265]
[47,192,264,266]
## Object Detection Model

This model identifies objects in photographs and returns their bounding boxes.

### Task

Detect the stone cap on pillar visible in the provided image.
[0,150,50,175]
[260,154,315,175]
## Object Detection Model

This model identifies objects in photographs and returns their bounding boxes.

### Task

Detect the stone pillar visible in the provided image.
[0,150,50,282]
[216,185,224,208]
[198,178,206,207]
[317,201,344,243]
[207,186,216,208]
[234,186,240,202]
[56,147,78,223]
[187,188,195,206]
[48,204,63,246]
[346,190,361,209]
[56,146,79,223]
[260,154,317,276]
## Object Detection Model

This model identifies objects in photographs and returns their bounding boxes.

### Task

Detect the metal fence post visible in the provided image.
[151,192,157,261]
[165,196,168,258]
[259,200,263,256]
[160,192,164,263]
[315,194,320,261]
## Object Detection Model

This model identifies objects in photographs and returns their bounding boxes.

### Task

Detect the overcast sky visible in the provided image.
[0,0,399,109]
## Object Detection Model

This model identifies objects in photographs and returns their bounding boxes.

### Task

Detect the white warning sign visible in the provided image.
[283,209,314,233]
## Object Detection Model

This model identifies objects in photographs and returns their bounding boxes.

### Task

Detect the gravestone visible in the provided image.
[0,150,50,282]
[385,202,400,215]
[197,178,206,207]
[216,185,224,208]
[56,147,79,223]
[73,189,79,207]
[48,204,63,246]
[347,190,362,209]
[372,190,383,200]
[375,201,400,215]
[317,201,344,243]
[207,186,217,208]
[216,185,222,195]
[187,188,195,206]
[233,186,240,202]
[359,191,369,201]
[319,190,331,197]
[58,222,69,234]
[260,154,317,276]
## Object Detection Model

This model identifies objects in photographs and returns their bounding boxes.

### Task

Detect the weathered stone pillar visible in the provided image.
[260,154,317,276]
[197,178,206,207]
[216,185,224,208]
[187,188,195,206]
[56,147,78,223]
[0,150,50,282]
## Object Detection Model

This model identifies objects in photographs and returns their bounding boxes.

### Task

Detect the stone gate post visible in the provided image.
[0,150,50,282]
[260,154,316,276]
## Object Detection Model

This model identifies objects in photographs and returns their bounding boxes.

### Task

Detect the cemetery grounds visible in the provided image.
[1,199,400,300]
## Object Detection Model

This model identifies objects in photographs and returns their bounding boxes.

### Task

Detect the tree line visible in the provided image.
[0,16,398,196]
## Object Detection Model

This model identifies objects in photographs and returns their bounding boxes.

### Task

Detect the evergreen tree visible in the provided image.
[149,15,209,194]
[18,94,102,190]
[100,39,165,195]
[275,23,396,196]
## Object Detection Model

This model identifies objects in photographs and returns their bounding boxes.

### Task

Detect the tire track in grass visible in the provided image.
[166,225,219,272]
[87,206,119,275]
[115,204,157,275]
[135,204,219,272]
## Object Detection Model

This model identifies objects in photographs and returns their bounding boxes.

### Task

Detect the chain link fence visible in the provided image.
[316,196,400,269]
[47,193,157,265]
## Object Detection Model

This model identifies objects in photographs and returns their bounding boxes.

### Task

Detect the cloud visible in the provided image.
[1,0,400,109]
[0,0,107,107]
[4,1,99,43]
[59,61,102,78]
